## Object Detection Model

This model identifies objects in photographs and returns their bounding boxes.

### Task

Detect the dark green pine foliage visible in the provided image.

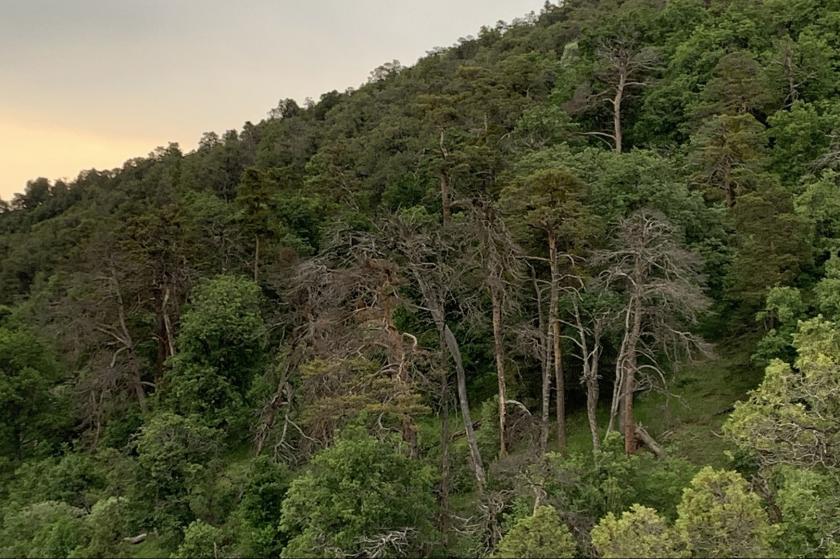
[1,0,840,557]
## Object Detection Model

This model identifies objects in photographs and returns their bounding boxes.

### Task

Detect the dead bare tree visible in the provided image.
[452,489,516,557]
[384,212,488,493]
[506,265,551,455]
[48,248,157,445]
[532,265,553,455]
[259,230,429,459]
[562,278,617,453]
[358,528,417,558]
[769,35,831,109]
[597,210,710,454]
[253,347,301,458]
[469,199,524,457]
[813,131,840,172]
[567,40,660,153]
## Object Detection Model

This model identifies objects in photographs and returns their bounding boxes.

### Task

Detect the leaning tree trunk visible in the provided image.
[635,425,665,459]
[548,232,566,451]
[581,326,601,452]
[444,325,487,491]
[414,271,486,491]
[490,287,508,457]
[161,287,177,359]
[607,297,633,438]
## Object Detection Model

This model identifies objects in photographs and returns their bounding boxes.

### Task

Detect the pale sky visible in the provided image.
[0,0,545,201]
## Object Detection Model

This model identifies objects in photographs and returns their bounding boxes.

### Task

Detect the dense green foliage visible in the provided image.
[163,275,267,431]
[0,323,67,460]
[493,505,576,558]
[280,430,435,557]
[591,504,686,558]
[3,0,840,556]
[675,467,776,558]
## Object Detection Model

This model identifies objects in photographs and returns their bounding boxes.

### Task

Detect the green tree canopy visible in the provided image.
[591,504,687,559]
[0,325,66,460]
[280,430,435,558]
[727,318,840,470]
[493,505,576,559]
[675,467,775,558]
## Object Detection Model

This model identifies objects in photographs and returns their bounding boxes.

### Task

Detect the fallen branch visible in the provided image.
[123,533,147,545]
[452,420,483,439]
[635,425,666,459]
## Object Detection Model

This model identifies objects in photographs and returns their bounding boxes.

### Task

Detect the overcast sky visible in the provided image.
[0,0,545,200]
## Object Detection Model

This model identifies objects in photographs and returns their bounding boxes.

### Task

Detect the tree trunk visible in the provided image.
[440,172,451,226]
[783,46,798,107]
[607,367,622,437]
[162,287,176,359]
[585,345,601,453]
[490,287,508,457]
[130,361,147,414]
[553,323,565,452]
[612,69,626,154]
[573,301,601,452]
[607,303,631,438]
[635,425,665,459]
[253,235,260,283]
[723,172,736,209]
[444,324,486,492]
[153,287,176,381]
[414,268,484,491]
[548,232,566,451]
[152,288,168,380]
[438,330,451,548]
[535,268,552,455]
[623,293,643,454]
[439,130,451,226]
[622,362,636,453]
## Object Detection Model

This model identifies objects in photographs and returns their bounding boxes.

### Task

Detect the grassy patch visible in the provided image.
[564,336,763,466]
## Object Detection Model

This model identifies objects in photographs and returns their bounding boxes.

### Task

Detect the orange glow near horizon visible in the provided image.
[0,0,544,201]
[0,115,175,200]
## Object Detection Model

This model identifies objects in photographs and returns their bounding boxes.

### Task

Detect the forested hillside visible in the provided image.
[2,0,840,556]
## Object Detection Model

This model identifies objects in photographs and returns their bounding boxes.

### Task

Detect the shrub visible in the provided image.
[493,505,576,558]
[675,467,775,558]
[280,429,435,557]
[173,520,226,559]
[71,497,132,558]
[0,501,87,558]
[591,504,687,558]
